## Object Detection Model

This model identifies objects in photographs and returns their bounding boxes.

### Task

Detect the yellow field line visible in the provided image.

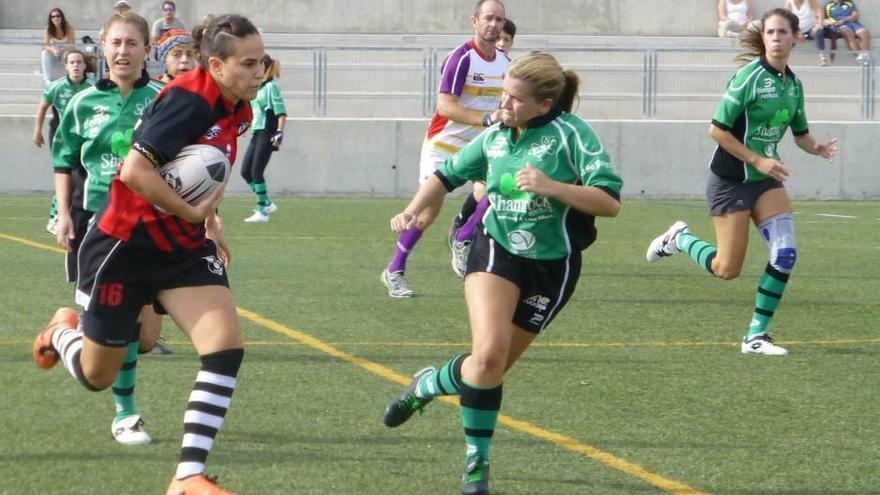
[236,308,709,495]
[0,232,66,254]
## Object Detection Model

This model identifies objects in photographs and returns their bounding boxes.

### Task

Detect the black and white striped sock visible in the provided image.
[175,348,244,480]
[51,327,100,391]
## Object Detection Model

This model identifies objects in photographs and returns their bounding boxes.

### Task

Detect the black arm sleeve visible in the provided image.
[131,87,215,167]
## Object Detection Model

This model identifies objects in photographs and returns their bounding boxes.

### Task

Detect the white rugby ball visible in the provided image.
[157,144,230,206]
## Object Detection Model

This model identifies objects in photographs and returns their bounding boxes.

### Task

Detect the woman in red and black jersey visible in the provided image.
[33,14,264,495]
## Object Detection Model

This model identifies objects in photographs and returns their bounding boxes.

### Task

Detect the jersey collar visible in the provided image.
[759,56,796,81]
[468,39,496,62]
[95,69,152,91]
[526,105,563,129]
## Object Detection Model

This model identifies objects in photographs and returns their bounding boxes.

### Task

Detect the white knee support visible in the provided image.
[757,213,797,273]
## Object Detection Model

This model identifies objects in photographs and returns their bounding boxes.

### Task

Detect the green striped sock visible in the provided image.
[112,341,140,421]
[747,263,790,338]
[49,195,58,218]
[677,231,717,274]
[253,182,270,209]
[460,380,502,460]
[415,354,466,399]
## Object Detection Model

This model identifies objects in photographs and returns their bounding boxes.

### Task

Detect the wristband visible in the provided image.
[482,113,492,127]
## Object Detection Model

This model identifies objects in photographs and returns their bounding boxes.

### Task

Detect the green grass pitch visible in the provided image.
[0,196,877,494]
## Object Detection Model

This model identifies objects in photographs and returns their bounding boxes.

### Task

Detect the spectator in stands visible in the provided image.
[42,8,75,84]
[785,0,831,65]
[822,0,871,62]
[155,28,195,83]
[718,0,755,37]
[151,1,187,46]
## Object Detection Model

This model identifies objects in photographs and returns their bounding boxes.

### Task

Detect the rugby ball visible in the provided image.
[157,144,230,206]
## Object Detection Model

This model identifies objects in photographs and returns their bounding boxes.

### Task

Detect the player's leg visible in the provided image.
[742,187,794,356]
[450,194,490,277]
[456,271,519,495]
[247,130,276,220]
[381,143,447,297]
[138,304,170,354]
[159,284,243,491]
[33,231,145,391]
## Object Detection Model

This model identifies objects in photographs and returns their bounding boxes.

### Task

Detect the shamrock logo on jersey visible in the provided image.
[768,109,790,128]
[110,128,134,158]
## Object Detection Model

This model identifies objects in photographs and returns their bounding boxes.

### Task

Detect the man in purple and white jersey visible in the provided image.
[381,0,509,298]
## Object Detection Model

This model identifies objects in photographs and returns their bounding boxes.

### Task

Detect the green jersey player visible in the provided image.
[646,8,838,356]
[32,48,95,235]
[50,11,165,445]
[382,51,622,495]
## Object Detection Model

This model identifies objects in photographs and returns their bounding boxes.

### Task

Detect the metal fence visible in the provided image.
[2,40,876,121]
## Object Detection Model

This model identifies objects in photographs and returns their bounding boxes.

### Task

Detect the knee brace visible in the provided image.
[757,213,797,273]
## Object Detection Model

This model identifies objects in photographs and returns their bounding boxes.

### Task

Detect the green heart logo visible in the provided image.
[110,128,133,157]
[768,109,790,128]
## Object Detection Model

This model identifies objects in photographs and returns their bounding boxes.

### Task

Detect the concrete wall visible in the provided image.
[5,117,877,199]
[4,0,880,37]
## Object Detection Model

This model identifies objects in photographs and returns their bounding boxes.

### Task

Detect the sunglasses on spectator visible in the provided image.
[51,14,62,18]
[163,6,175,12]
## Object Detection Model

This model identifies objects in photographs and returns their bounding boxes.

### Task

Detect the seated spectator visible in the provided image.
[41,8,75,84]
[785,0,831,65]
[823,0,871,62]
[151,1,187,46]
[718,0,755,37]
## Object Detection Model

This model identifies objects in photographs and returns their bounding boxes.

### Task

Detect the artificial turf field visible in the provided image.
[0,196,877,495]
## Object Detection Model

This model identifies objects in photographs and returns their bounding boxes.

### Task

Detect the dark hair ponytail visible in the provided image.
[192,14,259,69]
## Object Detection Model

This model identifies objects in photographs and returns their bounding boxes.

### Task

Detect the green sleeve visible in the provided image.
[51,104,83,170]
[42,82,54,104]
[712,69,755,130]
[436,130,490,189]
[269,82,287,116]
[790,82,809,135]
[568,119,622,199]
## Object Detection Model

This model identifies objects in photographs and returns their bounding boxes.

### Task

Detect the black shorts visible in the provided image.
[706,173,783,216]
[466,229,581,334]
[66,206,95,283]
[75,229,229,347]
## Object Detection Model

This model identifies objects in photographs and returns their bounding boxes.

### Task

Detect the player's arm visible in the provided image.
[436,93,502,127]
[33,100,51,147]
[794,133,838,161]
[518,163,620,218]
[119,149,222,224]
[708,124,789,181]
[390,175,448,232]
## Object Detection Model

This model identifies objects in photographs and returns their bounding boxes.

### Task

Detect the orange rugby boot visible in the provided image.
[165,474,238,495]
[32,307,79,369]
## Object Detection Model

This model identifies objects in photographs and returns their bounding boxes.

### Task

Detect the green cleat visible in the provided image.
[461,455,490,495]
[383,366,435,427]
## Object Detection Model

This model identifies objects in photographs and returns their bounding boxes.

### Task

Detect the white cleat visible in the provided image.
[111,414,152,445]
[381,268,414,298]
[244,210,269,223]
[646,221,688,262]
[450,239,471,279]
[264,202,278,214]
[741,334,788,356]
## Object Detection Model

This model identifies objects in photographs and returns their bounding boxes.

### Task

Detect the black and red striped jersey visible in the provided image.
[97,67,252,252]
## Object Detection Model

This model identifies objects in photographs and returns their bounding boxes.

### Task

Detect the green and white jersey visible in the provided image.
[250,80,286,132]
[43,76,95,114]
[437,109,623,260]
[52,72,164,212]
[711,57,809,183]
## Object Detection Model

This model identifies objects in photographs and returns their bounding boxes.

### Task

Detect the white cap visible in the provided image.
[114,0,131,8]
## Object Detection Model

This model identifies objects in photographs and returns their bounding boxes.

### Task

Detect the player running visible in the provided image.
[32,48,95,235]
[383,51,622,494]
[646,8,838,356]
[380,0,508,298]
[47,12,165,445]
